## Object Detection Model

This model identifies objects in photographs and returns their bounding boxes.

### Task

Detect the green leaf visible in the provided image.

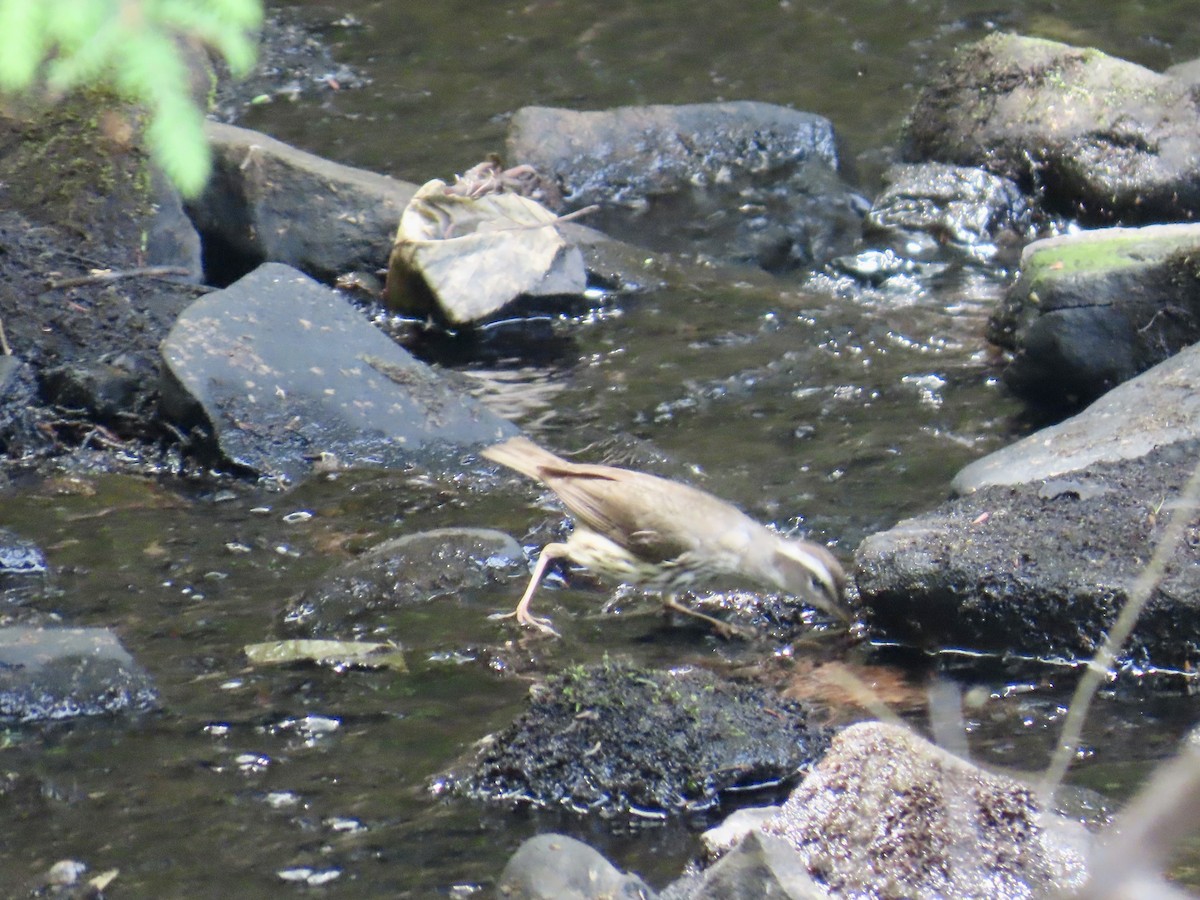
[0,1,48,89]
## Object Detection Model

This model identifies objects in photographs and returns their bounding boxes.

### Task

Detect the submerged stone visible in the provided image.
[0,626,159,722]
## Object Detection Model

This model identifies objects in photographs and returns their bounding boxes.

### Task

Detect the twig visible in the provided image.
[48,266,192,289]
[0,318,10,356]
[1041,458,1200,800]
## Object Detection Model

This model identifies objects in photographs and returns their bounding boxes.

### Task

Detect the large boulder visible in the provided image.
[988,224,1200,407]
[508,102,862,271]
[188,121,418,284]
[760,722,1088,899]
[856,342,1200,672]
[159,263,517,484]
[904,33,1200,224]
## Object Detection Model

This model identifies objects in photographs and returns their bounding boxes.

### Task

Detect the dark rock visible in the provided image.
[760,722,1088,899]
[0,626,159,722]
[0,91,201,280]
[856,441,1200,671]
[0,356,46,457]
[188,121,418,285]
[865,162,1035,262]
[858,347,1200,670]
[282,527,524,637]
[458,659,829,818]
[158,263,517,483]
[905,33,1200,224]
[41,354,158,423]
[507,102,862,272]
[496,834,655,900]
[988,224,1200,407]
[661,830,825,900]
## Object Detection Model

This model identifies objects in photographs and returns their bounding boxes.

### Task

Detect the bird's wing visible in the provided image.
[541,467,747,563]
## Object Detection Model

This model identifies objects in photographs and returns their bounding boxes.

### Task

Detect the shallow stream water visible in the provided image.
[3,1,1200,896]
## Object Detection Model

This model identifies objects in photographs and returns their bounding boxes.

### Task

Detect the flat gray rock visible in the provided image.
[159,263,516,483]
[953,340,1200,494]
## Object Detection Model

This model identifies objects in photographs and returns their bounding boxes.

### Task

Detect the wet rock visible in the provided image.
[759,722,1089,899]
[188,121,418,284]
[458,659,829,818]
[507,102,862,272]
[0,356,46,458]
[41,353,158,424]
[853,345,1200,672]
[904,33,1200,224]
[857,437,1200,670]
[988,224,1200,407]
[0,530,47,578]
[497,834,654,900]
[158,263,517,484]
[0,626,159,722]
[865,162,1035,263]
[282,527,524,638]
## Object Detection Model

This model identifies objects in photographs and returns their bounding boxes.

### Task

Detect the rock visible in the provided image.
[0,92,201,280]
[0,530,47,578]
[700,806,783,857]
[953,340,1200,494]
[760,722,1089,899]
[988,224,1200,407]
[661,830,825,900]
[158,262,517,484]
[282,527,525,638]
[507,102,862,272]
[858,443,1200,670]
[864,162,1035,263]
[904,33,1200,224]
[457,659,829,818]
[856,348,1200,668]
[496,834,654,900]
[188,121,419,284]
[0,626,159,721]
[0,356,46,458]
[42,353,159,424]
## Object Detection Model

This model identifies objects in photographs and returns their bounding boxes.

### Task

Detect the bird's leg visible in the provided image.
[661,594,751,639]
[491,542,569,636]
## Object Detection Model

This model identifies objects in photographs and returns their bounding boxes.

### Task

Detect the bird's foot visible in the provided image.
[488,608,561,638]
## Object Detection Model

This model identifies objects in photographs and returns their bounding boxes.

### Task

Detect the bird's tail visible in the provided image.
[482,436,571,481]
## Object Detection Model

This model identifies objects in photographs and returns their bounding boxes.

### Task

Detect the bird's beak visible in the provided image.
[770,540,854,623]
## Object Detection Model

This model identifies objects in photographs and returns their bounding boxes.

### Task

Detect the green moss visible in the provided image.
[1023,231,1200,287]
[0,87,158,256]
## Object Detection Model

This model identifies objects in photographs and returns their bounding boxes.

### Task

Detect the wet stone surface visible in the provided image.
[457,659,830,819]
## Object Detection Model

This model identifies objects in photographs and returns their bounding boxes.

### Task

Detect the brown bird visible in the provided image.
[483,436,851,636]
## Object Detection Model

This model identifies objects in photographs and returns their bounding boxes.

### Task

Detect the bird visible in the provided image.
[482,436,851,637]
